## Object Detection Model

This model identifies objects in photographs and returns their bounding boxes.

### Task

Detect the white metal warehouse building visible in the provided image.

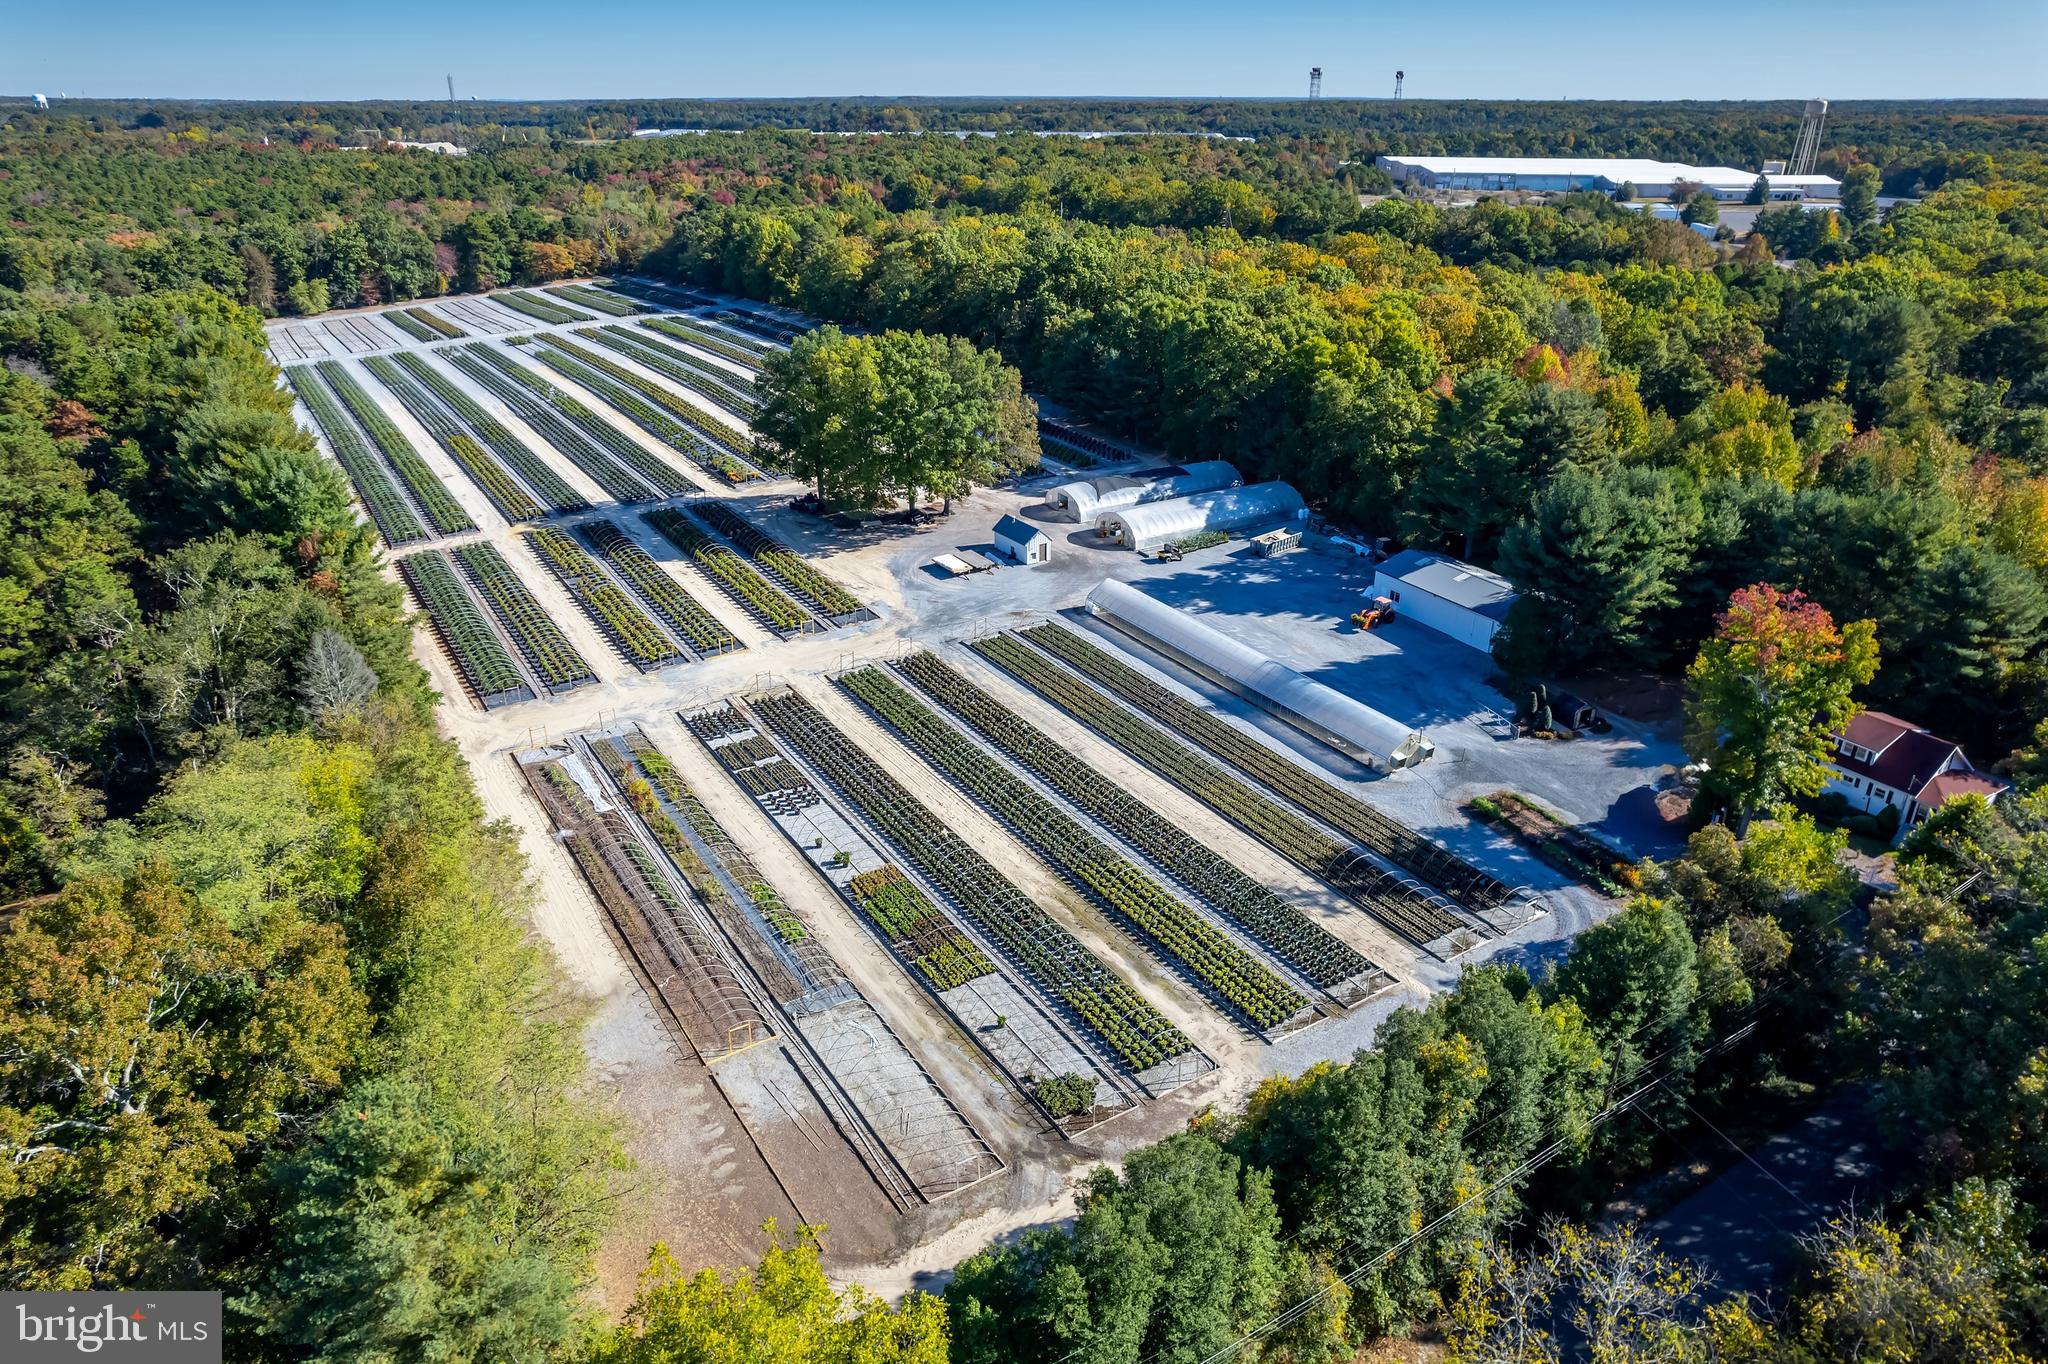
[1377,155,1840,201]
[1100,482,1305,551]
[1084,579,1434,770]
[1372,550,1518,652]
[1045,461,1241,523]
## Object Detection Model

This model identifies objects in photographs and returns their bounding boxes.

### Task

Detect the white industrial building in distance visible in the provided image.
[991,514,1052,566]
[1045,460,1241,523]
[1100,482,1306,551]
[1084,579,1435,770]
[1372,549,1519,652]
[1378,156,1839,202]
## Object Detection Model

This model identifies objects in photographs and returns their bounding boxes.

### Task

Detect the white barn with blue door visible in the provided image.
[992,514,1052,565]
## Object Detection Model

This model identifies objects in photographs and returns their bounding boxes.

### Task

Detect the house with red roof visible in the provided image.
[1822,710,2009,839]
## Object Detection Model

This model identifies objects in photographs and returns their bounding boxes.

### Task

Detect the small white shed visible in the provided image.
[1371,549,1518,652]
[992,514,1052,566]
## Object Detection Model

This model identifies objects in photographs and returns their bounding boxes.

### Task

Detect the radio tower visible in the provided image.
[1393,70,1405,101]
[1309,67,1322,100]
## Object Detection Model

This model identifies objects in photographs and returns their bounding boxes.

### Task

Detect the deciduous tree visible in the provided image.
[1684,585,1879,828]
[0,864,366,1287]
[590,1226,948,1364]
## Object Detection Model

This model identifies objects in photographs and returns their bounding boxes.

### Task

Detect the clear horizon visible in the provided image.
[7,0,2045,105]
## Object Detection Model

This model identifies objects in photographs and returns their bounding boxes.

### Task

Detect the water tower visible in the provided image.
[1789,98,1829,176]
[1309,67,1322,100]
[1393,70,1405,101]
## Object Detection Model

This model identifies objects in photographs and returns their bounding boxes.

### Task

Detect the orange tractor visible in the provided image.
[1351,595,1397,631]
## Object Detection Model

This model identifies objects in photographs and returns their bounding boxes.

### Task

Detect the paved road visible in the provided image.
[1645,1088,1901,1301]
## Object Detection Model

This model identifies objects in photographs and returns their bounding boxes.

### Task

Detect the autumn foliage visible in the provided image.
[1685,585,1880,825]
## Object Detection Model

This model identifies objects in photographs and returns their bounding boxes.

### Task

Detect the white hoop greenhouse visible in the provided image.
[1083,579,1435,770]
[1044,461,1241,523]
[1099,482,1306,551]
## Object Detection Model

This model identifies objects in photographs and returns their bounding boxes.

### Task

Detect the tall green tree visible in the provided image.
[1841,164,1882,231]
[948,1134,1290,1364]
[1548,898,1703,1148]
[755,327,1037,510]
[1492,465,1699,676]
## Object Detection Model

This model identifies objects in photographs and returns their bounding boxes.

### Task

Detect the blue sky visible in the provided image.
[6,0,2044,102]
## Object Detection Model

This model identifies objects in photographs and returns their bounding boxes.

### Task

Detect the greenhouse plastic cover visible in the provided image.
[1045,460,1241,522]
[1101,481,1307,550]
[1083,578,1433,768]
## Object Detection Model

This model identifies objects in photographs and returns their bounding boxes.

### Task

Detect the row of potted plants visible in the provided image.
[585,742,819,973]
[450,541,595,691]
[588,324,760,414]
[750,689,1193,1073]
[839,666,1306,1033]
[709,307,804,344]
[287,368,427,545]
[905,646,1376,992]
[553,328,762,449]
[581,520,742,656]
[691,501,866,620]
[382,309,443,343]
[435,346,662,503]
[495,290,591,324]
[846,866,994,991]
[644,508,814,636]
[546,284,641,317]
[641,315,768,371]
[361,354,545,522]
[990,629,1466,947]
[315,361,475,534]
[522,341,738,490]
[552,329,759,433]
[386,350,589,511]
[1021,622,1509,914]
[524,526,684,670]
[395,551,527,700]
[405,306,465,338]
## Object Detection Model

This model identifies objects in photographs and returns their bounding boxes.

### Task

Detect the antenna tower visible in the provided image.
[1309,67,1322,100]
[1393,70,1405,101]
[1789,97,1828,176]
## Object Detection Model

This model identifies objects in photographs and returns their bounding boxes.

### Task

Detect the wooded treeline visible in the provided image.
[0,288,630,1358]
[14,95,2048,170]
[652,176,2048,764]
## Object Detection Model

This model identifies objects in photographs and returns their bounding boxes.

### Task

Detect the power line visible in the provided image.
[1186,1010,1771,1364]
[1167,881,1875,1364]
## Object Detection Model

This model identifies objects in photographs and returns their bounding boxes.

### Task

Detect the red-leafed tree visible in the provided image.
[1684,585,1880,832]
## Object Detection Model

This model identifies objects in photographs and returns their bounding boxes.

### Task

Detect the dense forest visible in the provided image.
[653,177,2048,767]
[2,96,2046,1361]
